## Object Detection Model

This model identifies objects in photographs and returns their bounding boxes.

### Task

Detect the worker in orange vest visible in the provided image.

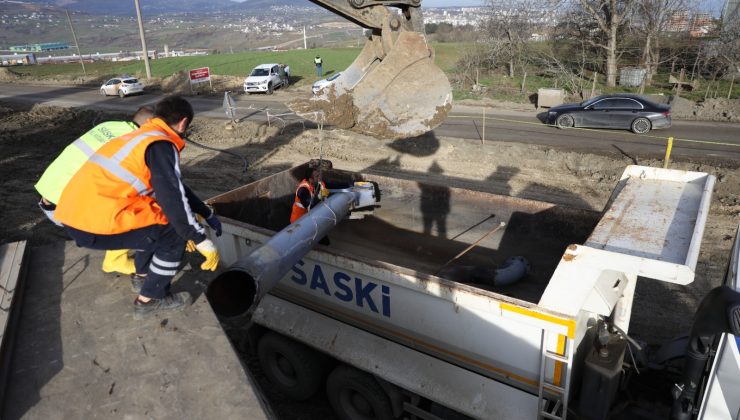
[290,165,330,245]
[35,106,155,276]
[54,96,222,319]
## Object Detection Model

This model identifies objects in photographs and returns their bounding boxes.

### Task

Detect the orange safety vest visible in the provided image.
[55,118,186,235]
[290,179,325,223]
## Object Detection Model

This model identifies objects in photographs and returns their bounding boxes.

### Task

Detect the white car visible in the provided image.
[312,72,342,95]
[243,63,289,94]
[100,77,144,98]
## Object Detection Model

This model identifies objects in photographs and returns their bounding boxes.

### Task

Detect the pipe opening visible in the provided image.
[206,270,257,318]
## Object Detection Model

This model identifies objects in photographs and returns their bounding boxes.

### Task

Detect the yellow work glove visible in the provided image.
[188,239,220,271]
[319,185,329,200]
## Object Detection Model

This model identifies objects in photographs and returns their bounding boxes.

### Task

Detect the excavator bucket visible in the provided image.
[288,31,452,140]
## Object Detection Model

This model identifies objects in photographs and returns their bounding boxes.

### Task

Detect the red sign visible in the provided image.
[189,67,210,84]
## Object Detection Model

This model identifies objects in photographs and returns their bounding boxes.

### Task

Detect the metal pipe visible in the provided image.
[206,192,358,327]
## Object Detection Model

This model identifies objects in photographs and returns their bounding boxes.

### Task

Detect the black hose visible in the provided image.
[184,137,249,173]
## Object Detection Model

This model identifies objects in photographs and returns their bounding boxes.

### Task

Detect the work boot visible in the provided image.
[133,292,192,320]
[130,274,146,294]
[102,249,136,275]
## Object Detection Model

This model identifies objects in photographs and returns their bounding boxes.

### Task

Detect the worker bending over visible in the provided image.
[54,96,222,319]
[35,106,155,275]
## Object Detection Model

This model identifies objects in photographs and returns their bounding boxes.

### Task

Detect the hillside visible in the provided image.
[5,0,305,15]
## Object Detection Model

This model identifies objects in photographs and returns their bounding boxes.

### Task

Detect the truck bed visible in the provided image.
[210,164,601,305]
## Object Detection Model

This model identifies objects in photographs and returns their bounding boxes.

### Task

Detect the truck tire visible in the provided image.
[266,83,273,95]
[326,364,396,420]
[257,332,328,401]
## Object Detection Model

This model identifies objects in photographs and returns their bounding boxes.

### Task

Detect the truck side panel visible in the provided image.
[254,295,540,420]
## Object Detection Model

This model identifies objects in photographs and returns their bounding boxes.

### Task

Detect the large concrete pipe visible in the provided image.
[206,183,378,328]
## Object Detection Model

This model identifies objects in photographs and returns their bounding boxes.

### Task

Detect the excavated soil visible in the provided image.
[1,101,738,418]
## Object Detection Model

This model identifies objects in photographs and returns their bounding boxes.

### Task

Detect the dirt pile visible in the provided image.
[160,70,193,95]
[156,71,243,96]
[0,67,20,82]
[670,95,740,122]
[693,98,740,121]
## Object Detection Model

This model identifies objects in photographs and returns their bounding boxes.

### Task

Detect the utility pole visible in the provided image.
[303,26,307,49]
[65,10,86,77]
[134,0,152,80]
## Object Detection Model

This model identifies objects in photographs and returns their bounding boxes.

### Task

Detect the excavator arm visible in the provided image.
[288,0,452,139]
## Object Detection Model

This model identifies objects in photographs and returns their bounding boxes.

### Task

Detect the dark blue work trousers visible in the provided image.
[64,224,186,299]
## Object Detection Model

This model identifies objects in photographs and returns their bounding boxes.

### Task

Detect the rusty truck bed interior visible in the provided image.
[210,164,601,304]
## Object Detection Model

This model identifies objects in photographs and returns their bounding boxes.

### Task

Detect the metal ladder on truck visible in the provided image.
[537,330,573,420]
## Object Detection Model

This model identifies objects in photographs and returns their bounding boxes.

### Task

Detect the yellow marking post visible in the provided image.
[663,136,674,169]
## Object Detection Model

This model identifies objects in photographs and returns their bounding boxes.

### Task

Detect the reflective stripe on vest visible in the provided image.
[86,131,166,195]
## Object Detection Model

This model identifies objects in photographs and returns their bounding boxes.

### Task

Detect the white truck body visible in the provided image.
[207,164,733,419]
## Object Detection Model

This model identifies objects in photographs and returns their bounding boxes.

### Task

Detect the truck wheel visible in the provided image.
[266,83,273,95]
[326,364,396,420]
[257,332,328,401]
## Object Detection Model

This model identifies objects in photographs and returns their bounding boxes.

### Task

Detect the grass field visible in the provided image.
[7,41,737,101]
[9,42,467,83]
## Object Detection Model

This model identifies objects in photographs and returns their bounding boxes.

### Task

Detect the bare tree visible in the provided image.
[717,1,740,79]
[633,0,688,85]
[573,0,636,87]
[483,0,555,77]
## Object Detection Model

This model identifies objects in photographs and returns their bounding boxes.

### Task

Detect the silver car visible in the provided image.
[547,94,671,134]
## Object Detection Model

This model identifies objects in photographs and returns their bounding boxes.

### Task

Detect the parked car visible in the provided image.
[243,63,289,94]
[100,77,144,98]
[312,72,342,95]
[547,94,671,134]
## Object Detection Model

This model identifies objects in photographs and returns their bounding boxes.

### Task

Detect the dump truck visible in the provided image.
[287,0,452,139]
[204,163,740,420]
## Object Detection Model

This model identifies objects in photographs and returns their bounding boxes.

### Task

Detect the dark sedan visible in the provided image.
[547,94,671,134]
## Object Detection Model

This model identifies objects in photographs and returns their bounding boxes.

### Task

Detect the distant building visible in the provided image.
[667,11,690,32]
[1,53,37,66]
[689,13,716,37]
[9,42,69,52]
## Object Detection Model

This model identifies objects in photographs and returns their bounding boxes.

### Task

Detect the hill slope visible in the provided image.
[9,0,305,15]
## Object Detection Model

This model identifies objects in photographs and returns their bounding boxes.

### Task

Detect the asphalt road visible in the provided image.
[2,83,739,164]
